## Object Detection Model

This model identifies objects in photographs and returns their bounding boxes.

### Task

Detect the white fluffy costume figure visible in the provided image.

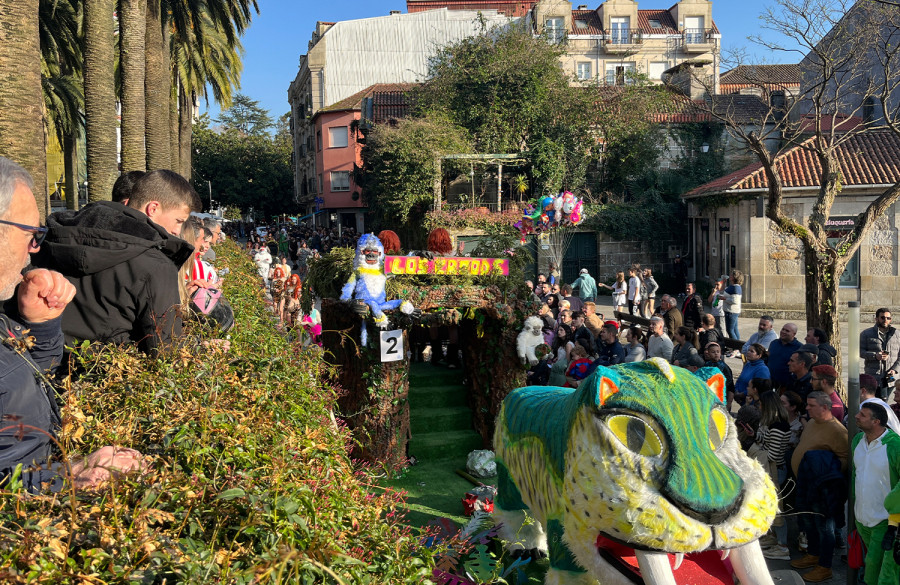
[340,234,414,345]
[517,316,545,366]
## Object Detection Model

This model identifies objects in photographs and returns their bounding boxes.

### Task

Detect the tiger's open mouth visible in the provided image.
[596,534,772,585]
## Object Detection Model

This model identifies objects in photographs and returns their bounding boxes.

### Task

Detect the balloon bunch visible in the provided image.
[513,191,583,243]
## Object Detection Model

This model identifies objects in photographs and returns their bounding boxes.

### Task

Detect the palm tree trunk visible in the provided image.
[83,0,119,203]
[0,0,49,217]
[169,78,180,174]
[145,0,171,170]
[179,85,193,180]
[120,0,147,172]
[63,133,79,210]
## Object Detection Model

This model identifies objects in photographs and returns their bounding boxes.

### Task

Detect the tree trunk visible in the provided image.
[804,242,844,375]
[169,78,180,174]
[0,0,48,217]
[83,0,119,202]
[119,0,147,172]
[179,85,193,180]
[63,133,78,210]
[144,0,171,170]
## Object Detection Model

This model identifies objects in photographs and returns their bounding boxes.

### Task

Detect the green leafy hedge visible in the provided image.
[0,243,435,583]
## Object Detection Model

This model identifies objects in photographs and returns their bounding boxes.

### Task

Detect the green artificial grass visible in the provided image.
[382,362,493,527]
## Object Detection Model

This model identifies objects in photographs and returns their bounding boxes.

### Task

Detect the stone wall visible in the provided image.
[593,233,687,283]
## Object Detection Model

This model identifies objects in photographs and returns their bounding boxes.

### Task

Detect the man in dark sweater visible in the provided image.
[681,282,704,330]
[768,322,802,390]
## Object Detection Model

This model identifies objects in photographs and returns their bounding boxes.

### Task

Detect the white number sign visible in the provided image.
[380,330,404,362]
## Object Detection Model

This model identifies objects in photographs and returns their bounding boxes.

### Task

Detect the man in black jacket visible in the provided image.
[0,157,143,491]
[681,282,704,330]
[31,170,199,355]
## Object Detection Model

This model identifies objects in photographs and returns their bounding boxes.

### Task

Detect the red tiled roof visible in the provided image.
[685,130,900,198]
[593,86,711,123]
[797,113,865,133]
[316,83,418,121]
[571,9,603,35]
[710,94,774,126]
[406,0,535,16]
[570,8,718,35]
[721,64,801,87]
[637,9,678,34]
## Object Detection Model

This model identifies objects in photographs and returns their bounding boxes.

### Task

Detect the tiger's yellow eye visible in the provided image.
[709,408,729,450]
[607,415,662,457]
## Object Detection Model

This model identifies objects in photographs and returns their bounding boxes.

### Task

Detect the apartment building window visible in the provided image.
[575,62,592,81]
[684,16,705,44]
[605,63,635,86]
[318,174,323,194]
[308,177,317,195]
[328,126,348,148]
[649,61,667,81]
[316,130,322,151]
[610,17,630,44]
[330,171,351,192]
[545,17,564,43]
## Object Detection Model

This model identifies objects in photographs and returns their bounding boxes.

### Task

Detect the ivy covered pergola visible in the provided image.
[433,153,528,212]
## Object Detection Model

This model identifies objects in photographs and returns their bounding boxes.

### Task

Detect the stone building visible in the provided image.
[530,0,720,94]
[683,130,900,311]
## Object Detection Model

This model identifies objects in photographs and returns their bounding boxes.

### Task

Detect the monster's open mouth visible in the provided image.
[363,249,379,264]
[595,535,772,585]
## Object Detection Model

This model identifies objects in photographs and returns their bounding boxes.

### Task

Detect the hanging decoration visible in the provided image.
[513,191,584,272]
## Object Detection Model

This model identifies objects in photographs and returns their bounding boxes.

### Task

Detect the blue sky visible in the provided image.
[200,0,803,121]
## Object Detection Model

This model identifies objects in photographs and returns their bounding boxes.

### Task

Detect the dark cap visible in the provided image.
[860,374,879,392]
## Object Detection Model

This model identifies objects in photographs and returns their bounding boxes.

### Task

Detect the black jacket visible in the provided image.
[0,311,64,492]
[681,294,704,330]
[31,202,194,355]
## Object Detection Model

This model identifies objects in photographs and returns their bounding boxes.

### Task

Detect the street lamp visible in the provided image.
[700,142,710,153]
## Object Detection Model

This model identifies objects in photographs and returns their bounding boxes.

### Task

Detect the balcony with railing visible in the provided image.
[681,28,715,52]
[603,28,643,53]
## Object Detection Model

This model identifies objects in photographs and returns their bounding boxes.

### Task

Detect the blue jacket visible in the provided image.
[735,358,770,395]
[0,310,64,492]
[588,340,625,373]
[767,338,802,388]
[796,449,847,525]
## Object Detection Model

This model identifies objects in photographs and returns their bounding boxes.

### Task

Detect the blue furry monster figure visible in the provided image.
[340,233,414,345]
[493,358,779,585]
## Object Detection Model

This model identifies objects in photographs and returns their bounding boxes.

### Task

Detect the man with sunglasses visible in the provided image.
[861,308,900,392]
[31,170,200,356]
[0,157,144,491]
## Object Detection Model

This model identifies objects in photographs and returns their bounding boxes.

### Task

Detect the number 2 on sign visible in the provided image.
[380,330,404,362]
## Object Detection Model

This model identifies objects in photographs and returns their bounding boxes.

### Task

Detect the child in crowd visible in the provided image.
[703,342,735,411]
[565,345,593,388]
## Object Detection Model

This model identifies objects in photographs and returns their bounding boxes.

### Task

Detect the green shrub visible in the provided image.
[0,242,436,583]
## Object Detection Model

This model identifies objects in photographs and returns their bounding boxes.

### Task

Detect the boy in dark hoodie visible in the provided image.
[31,170,200,356]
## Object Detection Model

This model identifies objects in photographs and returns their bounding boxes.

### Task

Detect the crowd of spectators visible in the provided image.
[526,260,900,583]
[0,160,252,496]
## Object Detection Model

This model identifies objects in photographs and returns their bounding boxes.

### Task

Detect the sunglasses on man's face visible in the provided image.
[0,219,48,248]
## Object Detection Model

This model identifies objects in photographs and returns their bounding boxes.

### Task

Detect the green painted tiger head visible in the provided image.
[561,359,777,584]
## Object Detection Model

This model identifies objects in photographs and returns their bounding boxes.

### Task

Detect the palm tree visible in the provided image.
[145,0,171,170]
[171,9,244,178]
[84,0,118,202]
[0,0,49,216]
[119,0,147,172]
[41,0,84,210]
